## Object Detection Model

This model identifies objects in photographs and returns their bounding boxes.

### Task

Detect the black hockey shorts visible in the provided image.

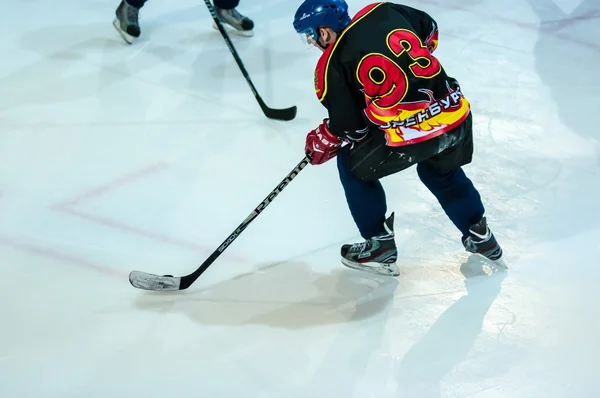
[347,112,474,181]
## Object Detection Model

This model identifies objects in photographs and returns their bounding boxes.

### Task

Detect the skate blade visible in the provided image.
[113,18,135,44]
[481,248,507,269]
[212,21,254,37]
[341,257,400,277]
[491,257,508,269]
[470,252,508,270]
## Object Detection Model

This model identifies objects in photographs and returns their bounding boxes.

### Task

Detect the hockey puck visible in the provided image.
[163,275,173,277]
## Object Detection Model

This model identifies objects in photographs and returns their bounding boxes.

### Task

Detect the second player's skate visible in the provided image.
[341,213,399,277]
[113,0,141,44]
[213,7,254,36]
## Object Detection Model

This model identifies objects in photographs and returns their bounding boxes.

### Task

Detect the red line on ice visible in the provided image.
[413,0,600,52]
[53,163,169,210]
[0,235,126,278]
[53,162,244,261]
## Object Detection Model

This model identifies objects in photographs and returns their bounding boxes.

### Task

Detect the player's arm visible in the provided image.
[305,61,368,165]
[322,64,370,142]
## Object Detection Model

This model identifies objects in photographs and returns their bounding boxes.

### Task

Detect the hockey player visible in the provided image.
[113,0,254,44]
[293,0,503,277]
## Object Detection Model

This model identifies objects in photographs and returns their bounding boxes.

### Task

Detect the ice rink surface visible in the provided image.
[1,0,600,396]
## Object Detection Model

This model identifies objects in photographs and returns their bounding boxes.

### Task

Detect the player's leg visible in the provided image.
[113,0,145,44]
[336,129,451,276]
[417,113,502,261]
[335,128,432,277]
[213,0,254,36]
[336,144,399,276]
[335,112,493,275]
[417,164,502,260]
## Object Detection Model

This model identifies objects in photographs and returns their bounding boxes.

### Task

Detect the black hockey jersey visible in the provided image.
[314,2,470,147]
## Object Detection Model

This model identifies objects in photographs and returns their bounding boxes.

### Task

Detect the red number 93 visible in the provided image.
[356,29,442,110]
[356,54,408,109]
[387,29,441,78]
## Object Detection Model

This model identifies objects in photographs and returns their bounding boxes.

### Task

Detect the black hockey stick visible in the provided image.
[204,0,297,121]
[129,155,311,291]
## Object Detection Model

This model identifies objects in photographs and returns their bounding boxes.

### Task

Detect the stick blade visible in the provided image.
[262,103,297,121]
[129,271,181,291]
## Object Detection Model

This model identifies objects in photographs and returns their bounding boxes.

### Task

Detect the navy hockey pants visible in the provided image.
[127,0,239,9]
[336,114,485,239]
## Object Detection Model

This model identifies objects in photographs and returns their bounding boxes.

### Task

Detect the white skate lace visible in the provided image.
[464,237,477,253]
[350,241,369,252]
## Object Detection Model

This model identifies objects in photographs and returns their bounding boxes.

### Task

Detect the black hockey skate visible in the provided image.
[341,213,399,277]
[461,216,503,261]
[113,0,141,44]
[213,6,254,36]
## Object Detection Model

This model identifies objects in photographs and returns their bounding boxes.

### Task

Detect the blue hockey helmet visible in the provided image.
[293,0,351,46]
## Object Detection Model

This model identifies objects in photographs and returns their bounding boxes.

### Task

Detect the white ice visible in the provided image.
[1,0,600,396]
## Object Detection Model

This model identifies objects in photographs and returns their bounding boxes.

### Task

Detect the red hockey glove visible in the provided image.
[305,119,342,165]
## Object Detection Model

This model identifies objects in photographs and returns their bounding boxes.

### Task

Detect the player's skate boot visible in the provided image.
[213,6,254,36]
[113,0,141,44]
[461,216,503,261]
[340,213,399,277]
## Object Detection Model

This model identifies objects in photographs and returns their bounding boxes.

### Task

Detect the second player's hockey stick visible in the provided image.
[204,0,297,121]
[129,155,311,291]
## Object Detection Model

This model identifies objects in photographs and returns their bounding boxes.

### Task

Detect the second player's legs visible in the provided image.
[113,0,253,44]
[212,0,254,35]
[125,0,146,7]
[121,0,239,9]
[113,0,142,44]
[214,0,240,9]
